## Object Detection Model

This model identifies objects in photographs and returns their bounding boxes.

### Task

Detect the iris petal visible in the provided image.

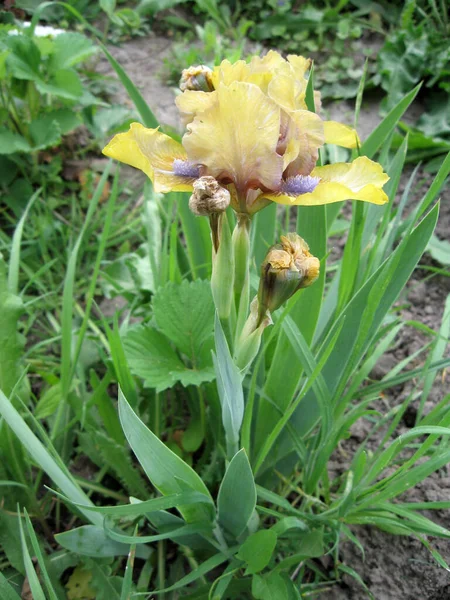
[323,121,360,148]
[102,123,195,193]
[264,156,389,206]
[183,81,283,193]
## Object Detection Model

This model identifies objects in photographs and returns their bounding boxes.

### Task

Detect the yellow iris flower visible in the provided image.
[103,52,389,215]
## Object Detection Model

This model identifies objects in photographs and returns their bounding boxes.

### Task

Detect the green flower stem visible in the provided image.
[211,212,236,349]
[232,214,251,338]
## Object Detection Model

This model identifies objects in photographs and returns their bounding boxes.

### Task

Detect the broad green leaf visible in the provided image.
[55,525,151,559]
[217,449,256,538]
[427,234,450,265]
[29,118,61,150]
[236,529,278,574]
[212,314,244,457]
[118,389,214,523]
[32,109,81,136]
[274,529,325,570]
[49,32,97,70]
[153,279,214,359]
[0,129,31,154]
[417,93,450,140]
[36,69,83,100]
[377,27,427,110]
[252,572,300,600]
[123,324,215,391]
[5,35,41,80]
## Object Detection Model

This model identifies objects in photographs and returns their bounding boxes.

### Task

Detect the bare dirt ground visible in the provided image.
[98,33,450,600]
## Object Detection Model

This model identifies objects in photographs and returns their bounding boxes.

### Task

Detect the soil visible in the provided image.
[98,33,450,600]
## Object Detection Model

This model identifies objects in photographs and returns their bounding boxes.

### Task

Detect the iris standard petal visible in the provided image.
[282,110,325,175]
[323,121,360,148]
[102,123,195,193]
[183,81,283,193]
[176,89,218,126]
[264,156,389,206]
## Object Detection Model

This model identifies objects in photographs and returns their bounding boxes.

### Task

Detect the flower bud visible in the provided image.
[235,297,272,371]
[179,65,214,92]
[189,176,231,217]
[257,233,320,324]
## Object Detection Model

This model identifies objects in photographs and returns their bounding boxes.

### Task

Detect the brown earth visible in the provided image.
[98,32,450,600]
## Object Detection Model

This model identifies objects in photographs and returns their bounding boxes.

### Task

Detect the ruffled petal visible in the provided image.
[264,156,389,206]
[102,123,195,193]
[287,55,311,79]
[176,89,218,126]
[183,81,283,193]
[268,74,306,112]
[283,110,325,175]
[323,121,360,148]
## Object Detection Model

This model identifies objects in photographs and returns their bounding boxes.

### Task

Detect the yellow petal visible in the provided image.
[102,123,194,193]
[283,110,325,175]
[176,89,217,126]
[268,74,306,113]
[249,50,286,73]
[323,121,360,148]
[287,54,311,79]
[265,156,389,206]
[183,81,283,193]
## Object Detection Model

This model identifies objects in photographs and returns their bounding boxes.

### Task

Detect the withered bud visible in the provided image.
[179,65,214,92]
[257,233,320,324]
[189,176,230,217]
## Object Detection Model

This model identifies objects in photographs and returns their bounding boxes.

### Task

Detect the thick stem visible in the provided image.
[232,214,251,339]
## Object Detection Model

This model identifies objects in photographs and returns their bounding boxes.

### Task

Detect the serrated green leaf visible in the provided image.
[123,324,215,392]
[29,118,61,150]
[237,529,277,574]
[49,32,97,71]
[33,108,81,135]
[153,279,215,359]
[217,449,256,538]
[0,129,31,154]
[36,68,83,100]
[6,35,41,80]
[118,389,214,523]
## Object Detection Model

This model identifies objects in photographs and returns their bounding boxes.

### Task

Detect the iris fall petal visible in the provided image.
[102,123,195,193]
[264,156,389,206]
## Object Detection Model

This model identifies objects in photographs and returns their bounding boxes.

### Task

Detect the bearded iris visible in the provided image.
[102,51,389,217]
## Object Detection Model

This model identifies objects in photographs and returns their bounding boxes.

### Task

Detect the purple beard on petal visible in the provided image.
[281,175,320,196]
[172,158,201,178]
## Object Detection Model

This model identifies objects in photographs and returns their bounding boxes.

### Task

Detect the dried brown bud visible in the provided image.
[257,233,320,324]
[189,176,231,217]
[179,65,214,92]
